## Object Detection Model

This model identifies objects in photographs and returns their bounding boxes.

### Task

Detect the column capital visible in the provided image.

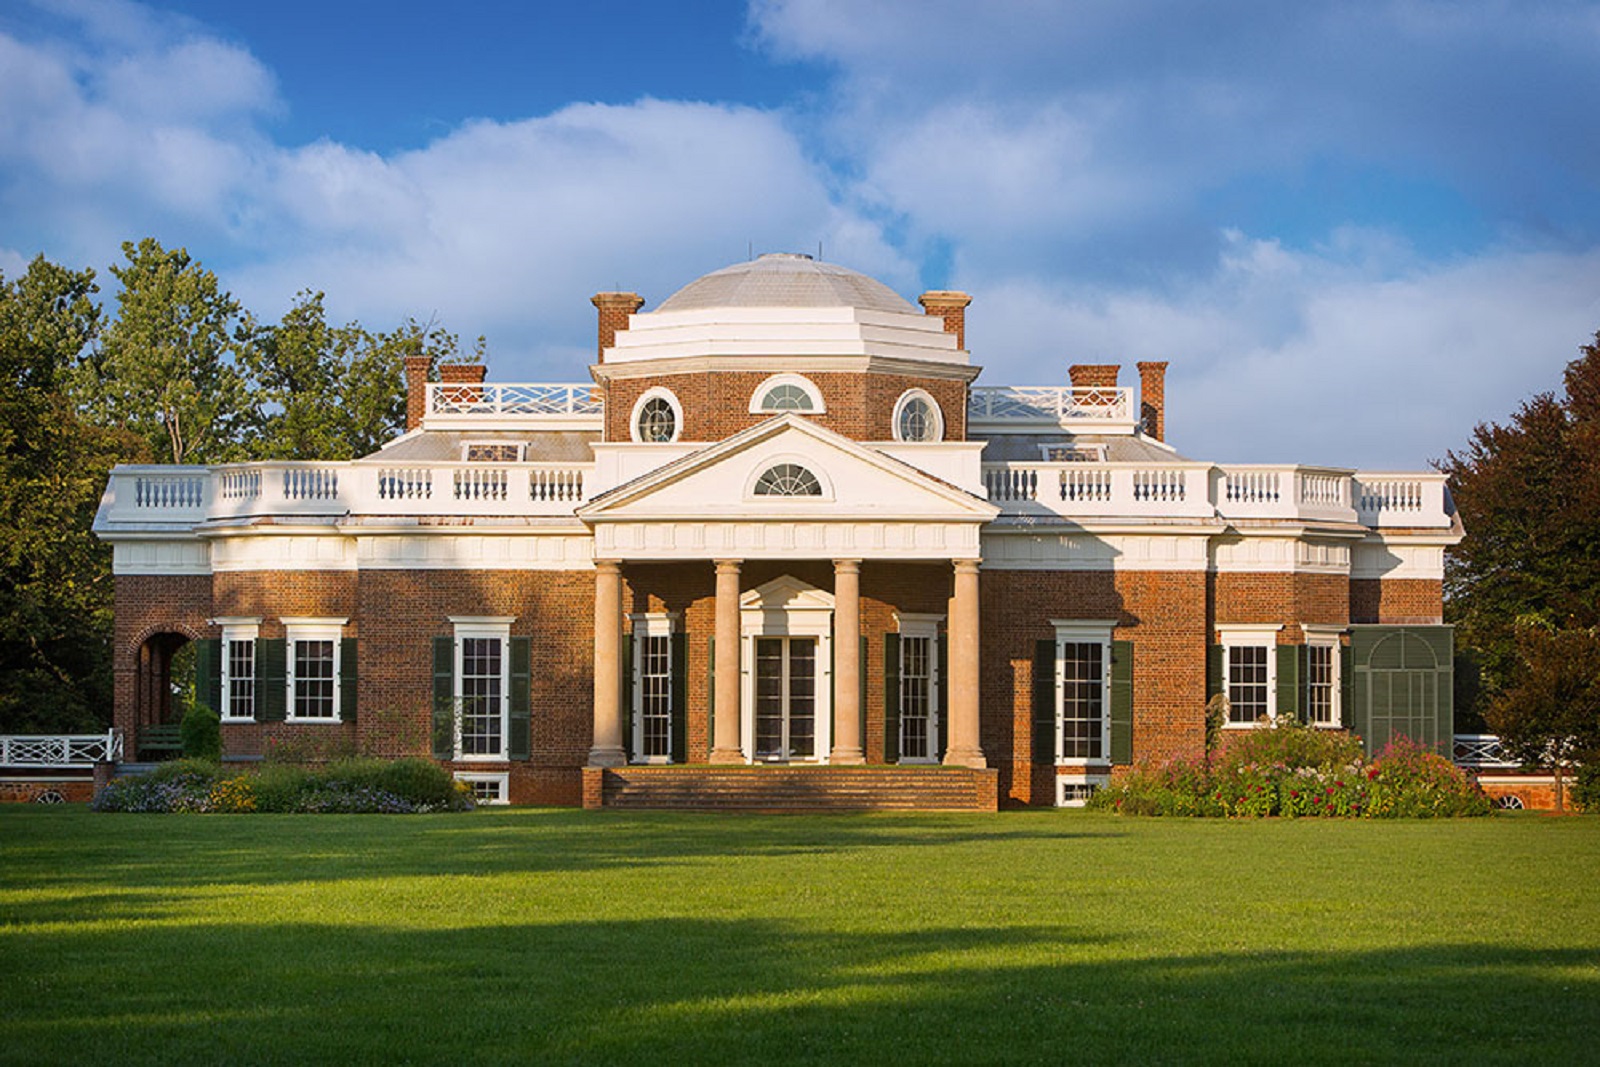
[714,558,742,573]
[953,558,982,575]
[832,558,862,573]
[594,558,624,573]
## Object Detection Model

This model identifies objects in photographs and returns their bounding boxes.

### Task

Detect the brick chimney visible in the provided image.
[438,363,487,385]
[591,292,645,362]
[403,355,431,432]
[1068,364,1120,388]
[918,290,973,349]
[1137,361,1168,440]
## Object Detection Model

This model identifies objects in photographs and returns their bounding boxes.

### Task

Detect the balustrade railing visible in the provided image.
[982,463,1213,517]
[426,382,602,424]
[0,731,122,768]
[1452,733,1520,769]
[969,386,1135,428]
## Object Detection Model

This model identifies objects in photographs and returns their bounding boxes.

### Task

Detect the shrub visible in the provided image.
[1363,737,1493,818]
[1572,756,1600,813]
[179,704,222,761]
[93,758,474,814]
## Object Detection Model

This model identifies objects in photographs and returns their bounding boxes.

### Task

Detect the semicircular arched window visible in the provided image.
[761,383,815,410]
[753,463,822,497]
[750,374,824,414]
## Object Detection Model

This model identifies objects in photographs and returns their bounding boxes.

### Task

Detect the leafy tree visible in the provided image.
[75,239,252,464]
[243,295,481,460]
[0,256,144,732]
[1442,332,1600,709]
[1486,622,1600,811]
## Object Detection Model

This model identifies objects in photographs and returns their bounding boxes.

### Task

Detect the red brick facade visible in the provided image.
[1350,578,1443,624]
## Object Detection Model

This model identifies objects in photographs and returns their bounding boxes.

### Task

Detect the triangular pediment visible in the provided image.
[740,576,833,612]
[578,414,999,524]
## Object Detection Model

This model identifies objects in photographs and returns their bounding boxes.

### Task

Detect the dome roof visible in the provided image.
[655,253,916,314]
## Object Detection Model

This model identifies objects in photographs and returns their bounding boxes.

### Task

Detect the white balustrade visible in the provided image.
[969,386,1136,429]
[1354,474,1449,527]
[982,463,1212,517]
[425,382,603,427]
[1452,733,1520,769]
[0,731,122,768]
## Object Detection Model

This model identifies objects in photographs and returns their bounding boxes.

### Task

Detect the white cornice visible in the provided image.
[591,353,982,384]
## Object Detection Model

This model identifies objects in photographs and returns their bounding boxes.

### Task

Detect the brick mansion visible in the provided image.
[93,253,1461,809]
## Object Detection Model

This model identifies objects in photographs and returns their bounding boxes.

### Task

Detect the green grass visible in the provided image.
[2,808,1597,1065]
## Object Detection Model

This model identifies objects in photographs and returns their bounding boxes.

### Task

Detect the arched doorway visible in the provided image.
[133,631,192,760]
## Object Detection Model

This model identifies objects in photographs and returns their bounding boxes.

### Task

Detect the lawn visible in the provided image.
[2,808,1596,1065]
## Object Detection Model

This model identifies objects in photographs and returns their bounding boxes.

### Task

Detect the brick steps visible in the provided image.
[598,765,998,812]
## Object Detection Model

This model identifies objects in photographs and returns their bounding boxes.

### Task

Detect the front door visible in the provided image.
[753,636,817,760]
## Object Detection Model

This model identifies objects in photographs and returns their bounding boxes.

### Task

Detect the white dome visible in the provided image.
[655,253,916,314]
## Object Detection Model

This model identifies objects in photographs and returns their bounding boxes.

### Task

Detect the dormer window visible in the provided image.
[462,443,523,463]
[1040,444,1107,462]
[750,374,824,414]
[892,389,944,442]
[631,388,682,443]
[753,463,822,497]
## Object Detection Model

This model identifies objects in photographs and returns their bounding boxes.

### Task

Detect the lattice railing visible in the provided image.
[428,382,602,417]
[1452,734,1520,769]
[968,386,1133,425]
[0,732,122,768]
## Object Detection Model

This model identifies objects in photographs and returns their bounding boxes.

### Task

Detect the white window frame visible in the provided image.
[283,617,348,724]
[1037,443,1107,462]
[453,771,509,806]
[460,441,525,462]
[894,614,942,764]
[1051,619,1116,765]
[1056,772,1110,808]
[450,616,513,762]
[1218,624,1284,729]
[891,388,944,443]
[630,387,683,443]
[630,613,678,764]
[750,373,825,414]
[213,617,260,723]
[743,455,833,500]
[1302,624,1344,728]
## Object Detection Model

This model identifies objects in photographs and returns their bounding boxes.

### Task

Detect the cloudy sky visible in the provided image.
[3,0,1598,468]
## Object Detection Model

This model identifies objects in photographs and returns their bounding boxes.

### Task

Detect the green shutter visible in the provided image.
[621,633,634,763]
[1206,644,1224,699]
[1339,643,1353,733]
[883,633,901,764]
[860,635,868,754]
[432,636,455,759]
[1276,644,1300,723]
[257,639,287,723]
[1110,639,1134,765]
[340,638,358,724]
[936,634,948,759]
[670,632,688,764]
[194,638,221,715]
[1422,626,1456,754]
[707,636,715,752]
[1033,639,1056,764]
[509,636,531,760]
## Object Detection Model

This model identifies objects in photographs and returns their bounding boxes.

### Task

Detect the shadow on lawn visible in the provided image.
[1,914,1594,1064]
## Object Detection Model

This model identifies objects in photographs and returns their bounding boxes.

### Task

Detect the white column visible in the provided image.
[710,559,745,763]
[943,559,986,768]
[588,560,626,767]
[830,559,865,764]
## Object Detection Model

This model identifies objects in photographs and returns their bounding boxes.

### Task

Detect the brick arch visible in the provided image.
[126,620,206,661]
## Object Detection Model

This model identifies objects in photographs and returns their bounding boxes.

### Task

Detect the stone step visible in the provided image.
[598,766,998,812]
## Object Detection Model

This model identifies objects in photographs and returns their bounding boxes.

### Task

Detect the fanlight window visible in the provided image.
[636,396,677,442]
[753,463,822,497]
[759,383,815,411]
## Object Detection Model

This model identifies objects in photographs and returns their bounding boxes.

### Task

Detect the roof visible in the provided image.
[655,253,917,314]
[365,430,599,463]
[976,433,1191,463]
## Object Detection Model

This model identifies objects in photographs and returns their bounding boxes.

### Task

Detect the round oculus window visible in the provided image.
[636,396,677,442]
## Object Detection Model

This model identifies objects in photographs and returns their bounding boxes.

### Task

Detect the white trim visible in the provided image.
[1217,625,1282,728]
[893,614,943,764]
[453,771,509,806]
[1051,621,1115,764]
[283,620,345,724]
[1301,625,1344,728]
[630,613,678,764]
[891,388,944,443]
[630,387,683,444]
[217,620,261,723]
[740,578,834,764]
[452,618,512,762]
[1056,772,1110,808]
[749,373,825,414]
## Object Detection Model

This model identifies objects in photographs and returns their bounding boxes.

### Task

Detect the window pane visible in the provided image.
[460,637,504,756]
[760,383,814,411]
[227,639,254,719]
[1228,645,1269,724]
[753,463,821,496]
[637,397,676,442]
[897,396,938,441]
[1060,641,1105,759]
[293,639,336,719]
[1307,645,1335,725]
[639,633,673,758]
[899,635,933,760]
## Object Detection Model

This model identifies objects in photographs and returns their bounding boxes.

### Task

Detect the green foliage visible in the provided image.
[1089,717,1489,818]
[92,757,472,814]
[1442,331,1600,714]
[0,255,144,732]
[1572,759,1600,813]
[1485,623,1600,801]
[179,703,221,761]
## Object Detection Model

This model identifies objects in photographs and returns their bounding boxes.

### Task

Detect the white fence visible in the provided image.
[969,386,1136,429]
[1452,734,1520,769]
[0,732,122,768]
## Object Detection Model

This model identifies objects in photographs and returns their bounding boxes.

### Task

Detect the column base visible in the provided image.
[829,748,866,765]
[708,747,746,764]
[942,747,987,770]
[587,746,627,768]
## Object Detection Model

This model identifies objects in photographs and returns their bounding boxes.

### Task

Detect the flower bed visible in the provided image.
[92,758,475,814]
[1088,727,1491,818]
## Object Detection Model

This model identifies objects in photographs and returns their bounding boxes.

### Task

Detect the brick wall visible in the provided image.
[1211,572,1350,641]
[603,370,968,443]
[981,569,1209,807]
[113,574,212,738]
[1350,578,1444,624]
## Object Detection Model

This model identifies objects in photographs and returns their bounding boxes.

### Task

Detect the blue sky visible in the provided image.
[3,0,1599,468]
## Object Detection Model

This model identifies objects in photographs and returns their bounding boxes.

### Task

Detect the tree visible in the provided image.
[1441,332,1600,708]
[75,239,252,464]
[1486,622,1600,811]
[242,295,481,461]
[0,256,145,732]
